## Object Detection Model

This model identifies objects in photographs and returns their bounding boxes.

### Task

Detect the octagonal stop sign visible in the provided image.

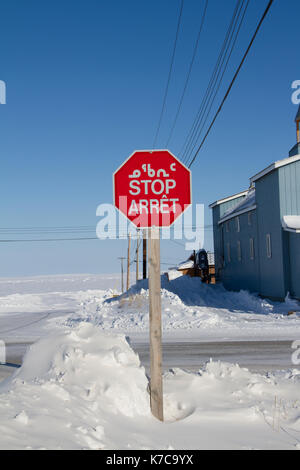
[113,150,191,228]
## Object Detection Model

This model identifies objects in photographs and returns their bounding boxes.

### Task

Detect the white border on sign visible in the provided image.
[112,149,192,229]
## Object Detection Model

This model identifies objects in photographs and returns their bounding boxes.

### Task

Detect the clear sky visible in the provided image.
[0,0,299,278]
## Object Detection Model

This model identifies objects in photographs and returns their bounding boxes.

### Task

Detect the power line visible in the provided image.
[180,0,243,163]
[0,231,213,243]
[0,221,214,243]
[183,0,249,166]
[153,0,184,148]
[188,0,274,169]
[0,230,98,235]
[165,0,208,147]
[0,224,214,234]
[181,0,245,165]
[0,225,95,230]
[0,237,129,243]
[0,237,99,242]
[184,0,250,167]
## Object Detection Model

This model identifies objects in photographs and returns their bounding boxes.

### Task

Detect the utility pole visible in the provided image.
[136,230,139,283]
[118,257,125,293]
[296,105,300,144]
[127,233,131,291]
[143,229,147,279]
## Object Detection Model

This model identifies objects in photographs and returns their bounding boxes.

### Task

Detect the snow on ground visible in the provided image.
[66,275,300,342]
[0,273,300,342]
[1,274,300,449]
[0,273,122,296]
[0,322,300,450]
[0,274,123,341]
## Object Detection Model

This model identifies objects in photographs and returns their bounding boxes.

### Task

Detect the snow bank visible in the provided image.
[0,323,150,449]
[1,273,300,344]
[68,275,300,341]
[0,323,300,449]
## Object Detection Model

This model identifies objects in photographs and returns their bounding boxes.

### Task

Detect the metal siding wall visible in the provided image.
[278,160,300,297]
[212,195,246,279]
[212,206,223,277]
[212,161,300,300]
[288,232,300,299]
[256,171,286,300]
[282,230,291,295]
[279,160,300,216]
[220,211,260,292]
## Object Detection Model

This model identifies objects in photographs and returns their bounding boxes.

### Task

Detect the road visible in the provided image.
[0,340,299,383]
[134,340,300,374]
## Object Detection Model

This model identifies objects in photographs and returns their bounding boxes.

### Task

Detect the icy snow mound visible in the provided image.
[0,323,150,449]
[0,324,300,449]
[3,323,149,418]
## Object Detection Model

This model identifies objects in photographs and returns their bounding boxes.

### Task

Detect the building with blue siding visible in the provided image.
[210,107,300,301]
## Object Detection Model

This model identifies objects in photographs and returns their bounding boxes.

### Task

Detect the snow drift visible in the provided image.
[0,323,300,449]
[67,275,300,342]
[1,274,300,343]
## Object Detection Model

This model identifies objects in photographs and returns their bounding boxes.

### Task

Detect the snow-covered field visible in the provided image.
[0,273,300,449]
[0,273,300,343]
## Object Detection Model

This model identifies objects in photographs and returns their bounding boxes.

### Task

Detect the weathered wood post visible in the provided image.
[127,233,131,291]
[143,229,147,279]
[136,229,139,282]
[148,226,163,421]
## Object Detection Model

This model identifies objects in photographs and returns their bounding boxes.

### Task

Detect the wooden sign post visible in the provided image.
[148,226,163,421]
[127,233,131,291]
[143,229,147,280]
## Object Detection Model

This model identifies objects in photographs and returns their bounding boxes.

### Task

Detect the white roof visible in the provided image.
[167,269,183,281]
[209,189,248,209]
[282,215,300,233]
[219,188,256,224]
[177,259,194,270]
[250,153,300,184]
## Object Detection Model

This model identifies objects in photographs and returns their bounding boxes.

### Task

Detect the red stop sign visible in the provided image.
[113,150,191,228]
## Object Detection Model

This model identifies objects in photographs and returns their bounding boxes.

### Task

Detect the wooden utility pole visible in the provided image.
[148,226,163,421]
[136,230,139,282]
[296,107,300,143]
[143,229,147,279]
[118,257,125,293]
[127,233,131,291]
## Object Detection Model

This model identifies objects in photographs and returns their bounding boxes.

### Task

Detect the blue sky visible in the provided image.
[0,0,299,277]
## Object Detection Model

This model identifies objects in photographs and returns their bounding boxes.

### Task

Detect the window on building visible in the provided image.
[227,243,231,263]
[248,212,252,226]
[236,216,240,232]
[237,240,242,261]
[266,233,272,259]
[226,221,230,233]
[249,238,254,260]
